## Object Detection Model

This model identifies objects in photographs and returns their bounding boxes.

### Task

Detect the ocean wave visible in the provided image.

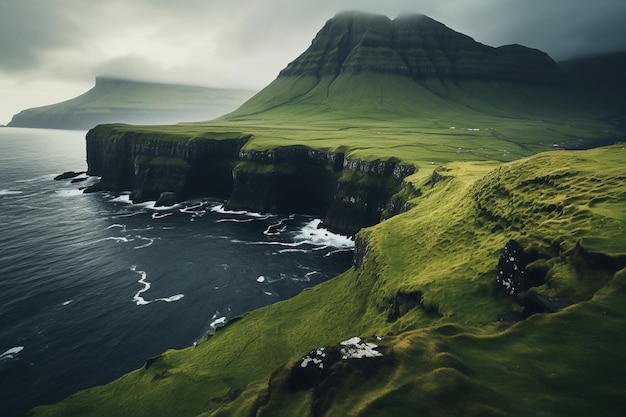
[325,248,354,257]
[230,239,308,248]
[55,189,84,197]
[294,219,354,249]
[0,189,23,196]
[277,248,311,254]
[109,193,132,203]
[15,174,54,183]
[210,204,268,218]
[263,215,294,235]
[0,346,24,361]
[209,316,226,329]
[101,236,133,244]
[130,266,184,306]
[112,210,147,218]
[215,218,256,223]
[133,236,157,250]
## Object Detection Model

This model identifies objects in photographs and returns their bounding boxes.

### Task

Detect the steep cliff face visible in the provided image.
[85,125,250,204]
[227,147,415,234]
[279,11,563,84]
[85,125,415,235]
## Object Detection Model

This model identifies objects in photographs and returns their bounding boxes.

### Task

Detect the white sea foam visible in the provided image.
[263,216,292,235]
[15,174,54,183]
[102,236,133,243]
[110,193,132,203]
[156,294,184,302]
[113,210,147,218]
[130,266,184,306]
[0,346,24,360]
[55,188,83,197]
[210,204,269,218]
[0,189,23,196]
[277,248,310,254]
[294,219,354,249]
[62,300,73,306]
[230,239,307,248]
[325,248,354,257]
[210,316,226,329]
[151,212,173,219]
[216,218,256,223]
[106,224,127,231]
[133,236,156,249]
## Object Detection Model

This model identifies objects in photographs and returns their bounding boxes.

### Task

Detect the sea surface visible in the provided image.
[0,127,354,416]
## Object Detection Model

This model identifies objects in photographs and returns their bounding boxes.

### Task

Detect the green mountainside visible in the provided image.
[31,12,626,417]
[7,77,256,130]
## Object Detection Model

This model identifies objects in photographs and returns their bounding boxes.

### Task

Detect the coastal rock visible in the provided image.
[155,192,179,207]
[84,122,416,235]
[85,125,250,202]
[54,171,86,180]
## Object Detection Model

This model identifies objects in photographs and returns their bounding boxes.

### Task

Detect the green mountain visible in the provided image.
[7,77,256,130]
[224,11,580,124]
[32,12,626,417]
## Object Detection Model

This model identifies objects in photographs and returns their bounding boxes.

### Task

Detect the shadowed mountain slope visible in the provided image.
[224,12,574,123]
[279,12,562,83]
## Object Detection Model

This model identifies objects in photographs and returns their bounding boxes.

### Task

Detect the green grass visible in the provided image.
[31,142,626,417]
[29,70,626,416]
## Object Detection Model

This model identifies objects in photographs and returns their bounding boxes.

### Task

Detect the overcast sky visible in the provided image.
[2,0,626,124]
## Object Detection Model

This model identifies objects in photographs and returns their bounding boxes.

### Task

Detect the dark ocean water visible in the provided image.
[0,127,354,416]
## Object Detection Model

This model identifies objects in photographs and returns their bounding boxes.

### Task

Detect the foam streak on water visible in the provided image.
[0,128,354,417]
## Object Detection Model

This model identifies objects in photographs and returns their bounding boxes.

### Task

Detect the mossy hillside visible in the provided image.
[32,144,626,417]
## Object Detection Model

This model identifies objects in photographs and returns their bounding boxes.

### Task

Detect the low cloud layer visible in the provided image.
[1,0,625,122]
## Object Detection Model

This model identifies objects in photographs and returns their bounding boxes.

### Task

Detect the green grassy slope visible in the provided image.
[7,77,256,130]
[32,143,626,417]
[27,13,626,416]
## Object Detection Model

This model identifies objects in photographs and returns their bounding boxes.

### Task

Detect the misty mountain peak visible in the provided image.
[279,11,563,84]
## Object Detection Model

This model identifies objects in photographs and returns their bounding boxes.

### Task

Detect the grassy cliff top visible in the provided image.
[33,143,626,417]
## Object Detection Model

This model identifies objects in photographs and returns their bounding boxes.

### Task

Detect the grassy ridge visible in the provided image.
[32,142,626,417]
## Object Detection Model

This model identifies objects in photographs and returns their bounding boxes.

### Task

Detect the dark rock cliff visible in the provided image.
[85,125,251,204]
[84,125,415,235]
[279,11,564,84]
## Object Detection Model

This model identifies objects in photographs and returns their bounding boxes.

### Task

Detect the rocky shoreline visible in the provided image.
[83,124,417,235]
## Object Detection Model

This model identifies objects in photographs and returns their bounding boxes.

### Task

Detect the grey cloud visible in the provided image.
[0,1,89,73]
[2,0,626,85]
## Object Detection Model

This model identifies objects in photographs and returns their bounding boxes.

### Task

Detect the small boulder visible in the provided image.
[155,191,179,207]
[54,171,86,180]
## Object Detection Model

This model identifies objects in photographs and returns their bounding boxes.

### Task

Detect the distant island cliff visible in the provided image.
[7,77,256,130]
